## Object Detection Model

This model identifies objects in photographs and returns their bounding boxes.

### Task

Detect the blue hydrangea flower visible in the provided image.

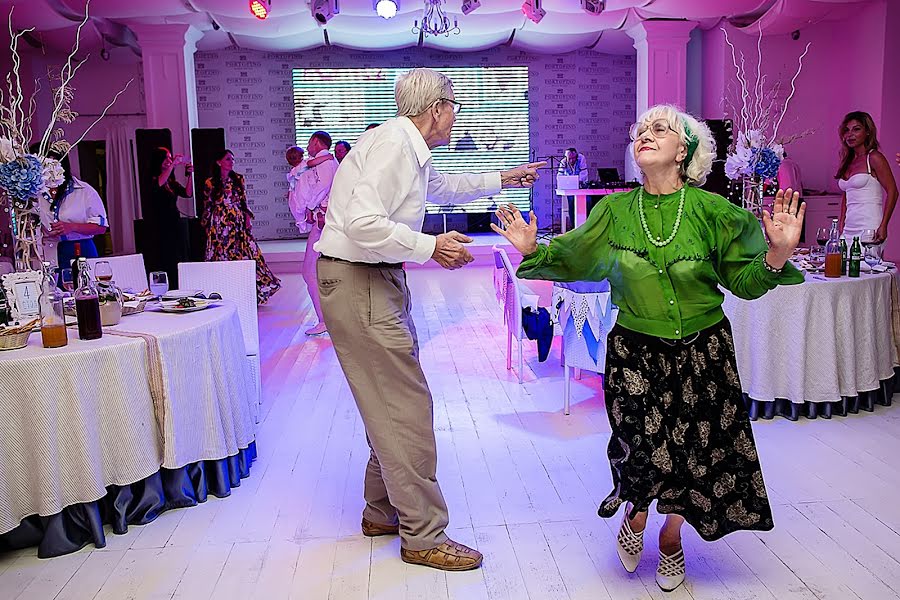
[0,155,44,208]
[751,147,781,180]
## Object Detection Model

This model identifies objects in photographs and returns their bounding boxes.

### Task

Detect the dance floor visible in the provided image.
[2,267,900,599]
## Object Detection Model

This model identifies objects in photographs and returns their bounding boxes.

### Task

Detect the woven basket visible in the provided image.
[0,329,33,351]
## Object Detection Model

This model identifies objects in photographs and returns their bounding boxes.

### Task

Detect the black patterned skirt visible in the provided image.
[598,317,774,541]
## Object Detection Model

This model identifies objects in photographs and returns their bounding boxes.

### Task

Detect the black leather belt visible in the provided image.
[319,255,404,270]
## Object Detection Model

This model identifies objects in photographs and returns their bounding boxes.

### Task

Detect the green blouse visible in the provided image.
[517,185,805,340]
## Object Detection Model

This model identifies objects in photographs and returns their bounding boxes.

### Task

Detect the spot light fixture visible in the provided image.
[521,0,545,24]
[374,0,398,19]
[461,0,481,15]
[311,0,340,25]
[580,0,605,14]
[249,0,272,20]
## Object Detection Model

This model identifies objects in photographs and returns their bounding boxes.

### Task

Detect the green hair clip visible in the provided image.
[682,120,699,167]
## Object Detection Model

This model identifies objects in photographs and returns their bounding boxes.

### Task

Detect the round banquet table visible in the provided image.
[721,271,898,420]
[0,301,257,557]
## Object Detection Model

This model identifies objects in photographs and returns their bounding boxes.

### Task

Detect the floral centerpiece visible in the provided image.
[721,26,811,218]
[0,2,130,271]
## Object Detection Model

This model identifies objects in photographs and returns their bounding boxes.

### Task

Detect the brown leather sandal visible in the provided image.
[400,539,483,571]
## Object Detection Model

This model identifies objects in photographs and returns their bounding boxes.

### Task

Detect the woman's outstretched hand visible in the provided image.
[762,188,805,268]
[491,203,539,256]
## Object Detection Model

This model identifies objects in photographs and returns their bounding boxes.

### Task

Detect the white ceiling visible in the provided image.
[2,0,881,56]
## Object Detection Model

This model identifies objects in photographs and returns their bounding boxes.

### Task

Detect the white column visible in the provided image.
[627,20,698,117]
[132,24,203,215]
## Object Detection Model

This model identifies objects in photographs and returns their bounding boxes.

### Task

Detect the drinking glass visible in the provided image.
[94,260,113,282]
[149,271,169,298]
[860,229,877,248]
[60,268,74,293]
[864,245,881,269]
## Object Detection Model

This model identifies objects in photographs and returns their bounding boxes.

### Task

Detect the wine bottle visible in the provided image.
[849,236,861,278]
[74,257,102,340]
[71,241,83,285]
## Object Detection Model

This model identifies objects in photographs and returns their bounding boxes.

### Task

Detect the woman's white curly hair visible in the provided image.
[632,104,716,186]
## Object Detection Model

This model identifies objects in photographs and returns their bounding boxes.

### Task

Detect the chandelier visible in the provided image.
[412,0,460,37]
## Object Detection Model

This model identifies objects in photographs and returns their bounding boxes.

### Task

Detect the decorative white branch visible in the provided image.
[63,78,134,157]
[772,41,811,141]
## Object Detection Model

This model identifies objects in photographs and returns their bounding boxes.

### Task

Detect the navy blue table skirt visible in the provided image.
[745,368,899,421]
[0,442,256,559]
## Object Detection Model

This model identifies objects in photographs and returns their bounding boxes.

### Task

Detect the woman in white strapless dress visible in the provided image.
[835,111,897,248]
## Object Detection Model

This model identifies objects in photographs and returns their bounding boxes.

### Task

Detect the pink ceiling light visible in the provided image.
[248,0,271,20]
[522,0,545,24]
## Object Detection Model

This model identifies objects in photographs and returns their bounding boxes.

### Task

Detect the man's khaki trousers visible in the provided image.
[317,257,449,551]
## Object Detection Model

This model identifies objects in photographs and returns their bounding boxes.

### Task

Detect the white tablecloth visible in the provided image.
[0,301,255,535]
[721,272,895,405]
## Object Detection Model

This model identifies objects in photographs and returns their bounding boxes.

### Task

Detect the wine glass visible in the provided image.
[864,245,881,270]
[94,260,113,282]
[60,268,74,294]
[149,271,169,299]
[814,227,829,261]
[860,229,877,248]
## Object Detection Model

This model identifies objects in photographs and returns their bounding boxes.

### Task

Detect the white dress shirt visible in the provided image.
[39,177,108,239]
[39,178,108,265]
[288,150,338,231]
[315,117,502,264]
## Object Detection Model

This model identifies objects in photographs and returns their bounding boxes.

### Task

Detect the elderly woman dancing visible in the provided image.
[492,104,806,592]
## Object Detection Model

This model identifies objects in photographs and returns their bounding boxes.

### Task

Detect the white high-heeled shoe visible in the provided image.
[656,547,686,592]
[615,511,645,573]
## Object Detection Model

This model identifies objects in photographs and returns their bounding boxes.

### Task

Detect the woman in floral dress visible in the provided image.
[201,149,281,303]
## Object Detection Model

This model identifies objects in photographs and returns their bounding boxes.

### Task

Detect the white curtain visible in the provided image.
[105,120,139,254]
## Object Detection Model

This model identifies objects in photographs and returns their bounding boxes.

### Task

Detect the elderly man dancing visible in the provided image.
[315,67,543,570]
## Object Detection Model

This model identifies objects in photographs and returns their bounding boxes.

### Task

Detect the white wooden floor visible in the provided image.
[4,267,900,600]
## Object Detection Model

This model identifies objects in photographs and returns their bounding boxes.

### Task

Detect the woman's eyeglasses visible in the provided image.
[630,119,675,141]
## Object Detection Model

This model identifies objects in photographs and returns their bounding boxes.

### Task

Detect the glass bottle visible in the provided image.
[848,236,861,278]
[70,241,82,283]
[39,261,68,348]
[824,219,843,278]
[74,257,102,340]
[840,237,848,276]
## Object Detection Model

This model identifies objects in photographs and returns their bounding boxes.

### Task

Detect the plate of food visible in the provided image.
[161,289,203,300]
[157,297,219,313]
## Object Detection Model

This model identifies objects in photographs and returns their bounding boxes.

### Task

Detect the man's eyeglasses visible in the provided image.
[630,119,675,141]
[440,98,462,115]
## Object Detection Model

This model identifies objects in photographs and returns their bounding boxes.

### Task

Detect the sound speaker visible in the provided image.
[189,128,227,261]
[134,128,173,281]
[700,119,734,203]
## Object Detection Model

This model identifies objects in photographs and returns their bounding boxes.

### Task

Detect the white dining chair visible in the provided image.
[492,245,545,384]
[178,260,260,422]
[86,254,147,293]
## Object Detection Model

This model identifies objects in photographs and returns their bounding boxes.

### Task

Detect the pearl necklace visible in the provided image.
[638,186,686,247]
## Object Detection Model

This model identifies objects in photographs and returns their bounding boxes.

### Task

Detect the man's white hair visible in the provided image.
[632,104,716,186]
[395,68,454,117]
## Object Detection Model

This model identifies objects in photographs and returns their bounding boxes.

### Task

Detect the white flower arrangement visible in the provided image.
[721,25,812,213]
[0,1,131,269]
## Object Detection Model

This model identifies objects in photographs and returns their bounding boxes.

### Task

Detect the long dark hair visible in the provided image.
[208,149,243,200]
[835,111,880,180]
[150,146,178,189]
